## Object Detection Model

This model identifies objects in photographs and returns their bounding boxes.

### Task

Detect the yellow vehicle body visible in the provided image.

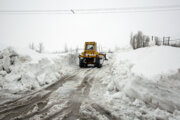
[79,42,107,68]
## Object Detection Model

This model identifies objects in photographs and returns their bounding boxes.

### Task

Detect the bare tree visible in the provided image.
[130,31,143,49]
[155,36,161,46]
[136,31,143,48]
[130,32,135,49]
[177,41,180,47]
[108,48,112,53]
[64,43,68,53]
[142,35,146,47]
[37,43,44,53]
[173,41,180,47]
[133,35,137,49]
[29,43,35,50]
[144,36,150,47]
[75,46,79,53]
[69,47,74,53]
[130,35,137,49]
[130,31,150,49]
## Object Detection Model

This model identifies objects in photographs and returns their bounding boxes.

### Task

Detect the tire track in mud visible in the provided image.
[0,90,52,119]
[91,103,119,120]
[63,69,119,120]
[44,72,95,120]
[0,73,80,120]
[0,75,68,110]
[21,100,66,120]
[0,68,118,120]
[0,69,85,109]
[22,69,93,120]
[22,69,92,120]
[63,76,94,120]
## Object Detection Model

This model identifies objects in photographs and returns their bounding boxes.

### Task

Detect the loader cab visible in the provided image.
[85,42,97,53]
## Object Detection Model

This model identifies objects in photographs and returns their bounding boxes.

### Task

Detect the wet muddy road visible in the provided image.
[0,68,118,120]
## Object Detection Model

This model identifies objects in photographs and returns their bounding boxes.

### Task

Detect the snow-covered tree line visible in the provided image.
[130,31,180,49]
[130,31,150,49]
[130,31,161,49]
[29,42,44,53]
[64,43,80,53]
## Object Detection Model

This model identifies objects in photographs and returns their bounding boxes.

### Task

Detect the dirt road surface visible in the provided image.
[0,68,119,120]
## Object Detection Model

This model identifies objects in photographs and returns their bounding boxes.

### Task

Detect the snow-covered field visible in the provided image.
[0,46,180,120]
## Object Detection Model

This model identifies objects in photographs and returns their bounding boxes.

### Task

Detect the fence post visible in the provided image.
[168,37,170,46]
[163,37,165,45]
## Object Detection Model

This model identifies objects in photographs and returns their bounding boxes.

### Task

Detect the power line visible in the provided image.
[76,5,180,11]
[76,8,180,14]
[0,5,180,14]
[1,9,180,14]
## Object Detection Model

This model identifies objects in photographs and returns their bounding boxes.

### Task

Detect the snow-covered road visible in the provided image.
[0,67,119,120]
[1,46,180,120]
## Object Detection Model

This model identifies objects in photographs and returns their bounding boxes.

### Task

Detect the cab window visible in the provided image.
[86,44,94,50]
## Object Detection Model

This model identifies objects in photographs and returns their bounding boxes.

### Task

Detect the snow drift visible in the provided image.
[122,46,180,78]
[107,46,180,113]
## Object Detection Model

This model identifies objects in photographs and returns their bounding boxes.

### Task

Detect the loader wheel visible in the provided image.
[97,63,102,68]
[79,59,84,68]
[96,58,102,68]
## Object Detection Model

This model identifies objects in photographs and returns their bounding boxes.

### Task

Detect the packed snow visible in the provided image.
[0,45,180,119]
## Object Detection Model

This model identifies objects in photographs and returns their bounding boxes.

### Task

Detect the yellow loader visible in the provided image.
[79,42,107,68]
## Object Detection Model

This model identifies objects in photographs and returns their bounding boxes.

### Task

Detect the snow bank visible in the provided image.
[0,47,78,102]
[0,48,56,93]
[12,47,44,63]
[118,46,180,78]
[106,46,180,113]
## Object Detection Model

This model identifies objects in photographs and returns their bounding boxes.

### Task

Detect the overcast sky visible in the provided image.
[0,0,180,52]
